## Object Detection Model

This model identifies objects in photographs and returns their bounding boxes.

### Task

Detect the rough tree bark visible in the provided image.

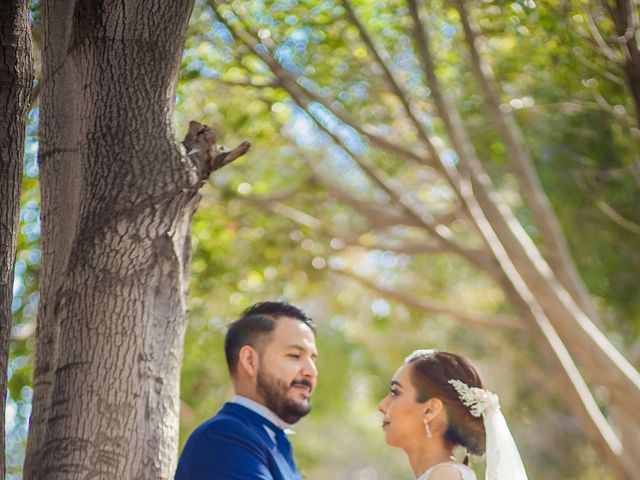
[0,0,33,477]
[23,1,248,478]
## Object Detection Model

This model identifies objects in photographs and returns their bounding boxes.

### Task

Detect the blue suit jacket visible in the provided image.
[175,402,302,480]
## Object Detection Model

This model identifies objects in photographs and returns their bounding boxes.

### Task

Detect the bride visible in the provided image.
[378,350,528,480]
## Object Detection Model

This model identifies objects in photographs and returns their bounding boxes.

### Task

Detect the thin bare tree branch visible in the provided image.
[213,77,278,88]
[319,172,465,230]
[324,184,423,230]
[245,185,307,205]
[290,142,464,230]
[341,233,486,258]
[583,5,622,63]
[572,46,626,86]
[242,177,472,258]
[251,186,480,258]
[595,199,640,235]
[259,201,324,230]
[334,268,524,330]
[530,99,635,128]
[290,97,495,272]
[210,0,428,164]
[341,0,441,168]
[591,88,637,127]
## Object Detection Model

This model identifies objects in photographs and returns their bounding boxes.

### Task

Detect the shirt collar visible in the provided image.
[231,395,295,433]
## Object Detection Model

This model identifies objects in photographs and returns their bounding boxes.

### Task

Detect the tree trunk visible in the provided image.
[609,0,640,128]
[0,0,33,477]
[497,279,638,479]
[21,1,223,478]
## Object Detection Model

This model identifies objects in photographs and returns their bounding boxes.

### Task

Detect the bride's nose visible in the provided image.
[378,396,389,413]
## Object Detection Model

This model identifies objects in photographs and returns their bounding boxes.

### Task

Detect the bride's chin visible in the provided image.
[382,434,398,447]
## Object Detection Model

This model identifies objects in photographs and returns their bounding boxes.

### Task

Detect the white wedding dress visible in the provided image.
[418,463,477,480]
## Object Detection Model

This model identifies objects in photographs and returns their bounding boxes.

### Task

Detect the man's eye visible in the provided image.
[287,354,301,359]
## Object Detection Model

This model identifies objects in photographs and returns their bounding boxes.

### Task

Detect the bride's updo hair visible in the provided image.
[405,349,486,457]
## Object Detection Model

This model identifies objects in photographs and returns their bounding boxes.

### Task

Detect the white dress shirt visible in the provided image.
[230,395,295,443]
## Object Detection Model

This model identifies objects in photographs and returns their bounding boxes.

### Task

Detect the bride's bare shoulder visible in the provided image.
[425,464,466,480]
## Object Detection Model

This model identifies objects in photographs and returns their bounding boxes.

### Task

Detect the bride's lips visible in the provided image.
[382,420,390,429]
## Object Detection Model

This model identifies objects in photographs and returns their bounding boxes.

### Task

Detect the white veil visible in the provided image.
[449,379,528,480]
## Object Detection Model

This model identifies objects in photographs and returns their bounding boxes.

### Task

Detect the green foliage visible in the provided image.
[7,1,638,478]
[172,0,638,478]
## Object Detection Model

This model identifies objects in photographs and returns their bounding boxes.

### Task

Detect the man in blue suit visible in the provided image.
[175,301,318,479]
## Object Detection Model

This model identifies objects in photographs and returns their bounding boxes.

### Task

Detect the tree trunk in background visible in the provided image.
[608,0,640,127]
[22,1,211,477]
[0,1,33,477]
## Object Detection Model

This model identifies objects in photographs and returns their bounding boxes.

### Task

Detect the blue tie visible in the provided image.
[275,429,296,471]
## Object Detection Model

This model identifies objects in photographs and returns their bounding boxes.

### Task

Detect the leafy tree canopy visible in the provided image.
[7,0,639,478]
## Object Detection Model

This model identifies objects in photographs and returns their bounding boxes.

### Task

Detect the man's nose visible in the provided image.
[301,357,318,379]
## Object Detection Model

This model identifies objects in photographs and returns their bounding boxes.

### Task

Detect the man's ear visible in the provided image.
[238,345,260,377]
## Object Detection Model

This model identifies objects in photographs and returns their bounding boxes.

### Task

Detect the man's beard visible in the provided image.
[257,368,312,424]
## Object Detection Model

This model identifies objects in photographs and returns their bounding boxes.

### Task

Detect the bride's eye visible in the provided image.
[389,387,399,396]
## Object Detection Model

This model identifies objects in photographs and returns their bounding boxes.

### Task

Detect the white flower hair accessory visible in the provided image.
[404,349,435,363]
[447,378,528,480]
[448,378,500,417]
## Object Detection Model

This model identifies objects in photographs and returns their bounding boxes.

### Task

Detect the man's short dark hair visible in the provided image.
[224,301,316,376]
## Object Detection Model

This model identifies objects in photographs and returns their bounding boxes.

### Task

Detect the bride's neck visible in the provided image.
[405,440,455,479]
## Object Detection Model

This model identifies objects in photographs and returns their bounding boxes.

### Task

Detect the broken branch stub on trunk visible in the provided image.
[183,120,250,180]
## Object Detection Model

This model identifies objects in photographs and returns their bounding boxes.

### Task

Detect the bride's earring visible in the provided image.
[423,419,432,438]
